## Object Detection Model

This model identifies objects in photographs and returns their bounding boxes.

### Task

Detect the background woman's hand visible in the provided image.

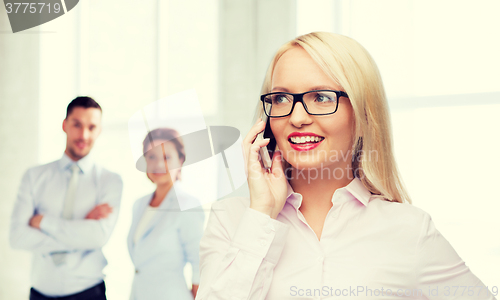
[242,118,288,219]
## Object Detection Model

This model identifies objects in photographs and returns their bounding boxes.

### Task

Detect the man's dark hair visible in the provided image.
[66,96,102,119]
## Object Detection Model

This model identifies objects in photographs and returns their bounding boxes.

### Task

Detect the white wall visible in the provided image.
[0,4,40,299]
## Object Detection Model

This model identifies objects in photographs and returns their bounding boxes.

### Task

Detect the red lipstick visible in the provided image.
[287,132,324,152]
[287,132,323,139]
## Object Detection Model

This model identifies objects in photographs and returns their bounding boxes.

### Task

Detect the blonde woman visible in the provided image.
[196,33,496,299]
[128,128,204,300]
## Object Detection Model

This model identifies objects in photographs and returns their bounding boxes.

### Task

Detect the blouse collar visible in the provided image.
[151,180,182,210]
[285,177,372,209]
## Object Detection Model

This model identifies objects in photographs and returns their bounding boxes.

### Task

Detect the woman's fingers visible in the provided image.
[270,150,284,178]
[248,139,270,162]
[247,138,270,177]
[242,118,266,176]
[242,118,265,145]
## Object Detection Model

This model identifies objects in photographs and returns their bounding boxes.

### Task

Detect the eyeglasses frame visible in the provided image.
[260,89,349,118]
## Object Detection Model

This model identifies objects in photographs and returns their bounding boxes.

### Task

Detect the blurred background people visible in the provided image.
[127,128,204,300]
[9,97,123,300]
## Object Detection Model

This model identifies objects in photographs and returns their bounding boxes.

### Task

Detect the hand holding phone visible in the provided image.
[255,115,275,171]
[242,117,287,219]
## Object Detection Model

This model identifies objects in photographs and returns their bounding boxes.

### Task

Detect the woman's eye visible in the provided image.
[316,94,335,103]
[273,94,290,104]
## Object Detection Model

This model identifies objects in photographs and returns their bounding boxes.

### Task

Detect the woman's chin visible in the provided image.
[285,159,331,171]
[286,160,350,180]
[149,173,172,184]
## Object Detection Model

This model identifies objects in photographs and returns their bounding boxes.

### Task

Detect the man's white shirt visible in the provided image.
[9,153,123,297]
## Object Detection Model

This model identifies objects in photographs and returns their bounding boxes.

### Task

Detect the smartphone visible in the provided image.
[256,115,276,171]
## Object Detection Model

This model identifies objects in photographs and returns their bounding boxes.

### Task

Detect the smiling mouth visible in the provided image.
[288,136,325,144]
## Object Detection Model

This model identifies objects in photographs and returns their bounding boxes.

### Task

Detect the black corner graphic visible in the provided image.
[4,0,79,33]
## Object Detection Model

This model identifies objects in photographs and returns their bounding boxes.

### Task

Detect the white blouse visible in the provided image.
[133,205,159,244]
[196,177,496,300]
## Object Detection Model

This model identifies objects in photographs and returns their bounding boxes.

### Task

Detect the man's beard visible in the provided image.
[68,144,87,160]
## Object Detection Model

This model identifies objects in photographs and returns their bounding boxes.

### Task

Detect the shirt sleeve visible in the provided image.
[416,212,497,300]
[9,169,73,254]
[178,208,205,285]
[196,204,290,300]
[39,171,123,250]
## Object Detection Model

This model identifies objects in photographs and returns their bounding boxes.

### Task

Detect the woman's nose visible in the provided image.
[147,158,168,173]
[288,101,313,127]
[157,157,169,170]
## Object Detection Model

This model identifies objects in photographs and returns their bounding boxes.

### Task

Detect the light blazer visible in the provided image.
[127,182,205,300]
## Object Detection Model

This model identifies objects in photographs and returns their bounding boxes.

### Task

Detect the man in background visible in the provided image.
[9,96,123,300]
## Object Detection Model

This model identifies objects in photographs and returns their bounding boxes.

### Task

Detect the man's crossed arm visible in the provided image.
[9,169,123,253]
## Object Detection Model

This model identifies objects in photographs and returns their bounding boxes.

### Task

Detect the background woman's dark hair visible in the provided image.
[142,128,186,165]
[66,96,101,119]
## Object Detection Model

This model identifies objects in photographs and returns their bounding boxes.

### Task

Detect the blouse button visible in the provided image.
[259,239,267,247]
[264,224,272,234]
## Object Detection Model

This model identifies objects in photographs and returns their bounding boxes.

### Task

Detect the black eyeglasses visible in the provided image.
[260,90,349,117]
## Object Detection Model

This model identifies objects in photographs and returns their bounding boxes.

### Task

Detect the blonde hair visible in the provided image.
[254,32,411,204]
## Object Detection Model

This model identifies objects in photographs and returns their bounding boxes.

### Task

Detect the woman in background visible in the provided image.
[128,128,204,300]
